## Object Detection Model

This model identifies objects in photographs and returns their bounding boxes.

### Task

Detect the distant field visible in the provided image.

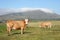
[0,21,60,40]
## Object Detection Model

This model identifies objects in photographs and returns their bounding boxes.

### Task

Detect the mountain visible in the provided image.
[0,8,60,22]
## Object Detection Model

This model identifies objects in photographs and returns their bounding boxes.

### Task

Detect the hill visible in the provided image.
[0,8,60,22]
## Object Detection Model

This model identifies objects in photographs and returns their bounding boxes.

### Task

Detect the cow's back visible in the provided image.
[6,20,14,28]
[39,21,52,28]
[15,20,26,27]
[6,20,26,29]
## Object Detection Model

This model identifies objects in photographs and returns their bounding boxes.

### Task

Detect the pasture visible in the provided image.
[0,21,60,40]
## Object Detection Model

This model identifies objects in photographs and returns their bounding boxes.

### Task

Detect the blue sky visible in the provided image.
[0,0,60,14]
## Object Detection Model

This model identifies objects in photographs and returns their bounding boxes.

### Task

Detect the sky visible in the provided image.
[0,0,60,14]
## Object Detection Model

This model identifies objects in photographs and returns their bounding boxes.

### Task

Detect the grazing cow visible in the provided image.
[6,20,26,35]
[39,21,52,28]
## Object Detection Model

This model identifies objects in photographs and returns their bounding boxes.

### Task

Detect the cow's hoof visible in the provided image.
[8,34,10,36]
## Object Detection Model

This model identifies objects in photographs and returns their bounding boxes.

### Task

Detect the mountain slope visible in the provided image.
[0,10,60,21]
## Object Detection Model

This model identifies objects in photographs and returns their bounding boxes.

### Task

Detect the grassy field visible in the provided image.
[0,21,60,40]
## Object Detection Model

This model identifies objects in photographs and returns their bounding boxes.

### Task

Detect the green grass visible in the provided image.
[0,21,60,40]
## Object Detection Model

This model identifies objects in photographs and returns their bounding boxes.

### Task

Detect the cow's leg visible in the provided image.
[7,27,12,36]
[49,25,51,28]
[21,27,24,34]
[43,25,46,28]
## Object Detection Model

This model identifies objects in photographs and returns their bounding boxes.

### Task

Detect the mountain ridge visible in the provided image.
[0,8,54,15]
[0,9,60,21]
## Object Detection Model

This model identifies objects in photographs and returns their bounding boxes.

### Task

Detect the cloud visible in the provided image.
[0,8,54,15]
[39,8,53,13]
[20,8,53,13]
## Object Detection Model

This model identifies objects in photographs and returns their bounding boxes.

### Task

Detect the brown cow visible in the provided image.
[39,21,52,28]
[6,20,26,35]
